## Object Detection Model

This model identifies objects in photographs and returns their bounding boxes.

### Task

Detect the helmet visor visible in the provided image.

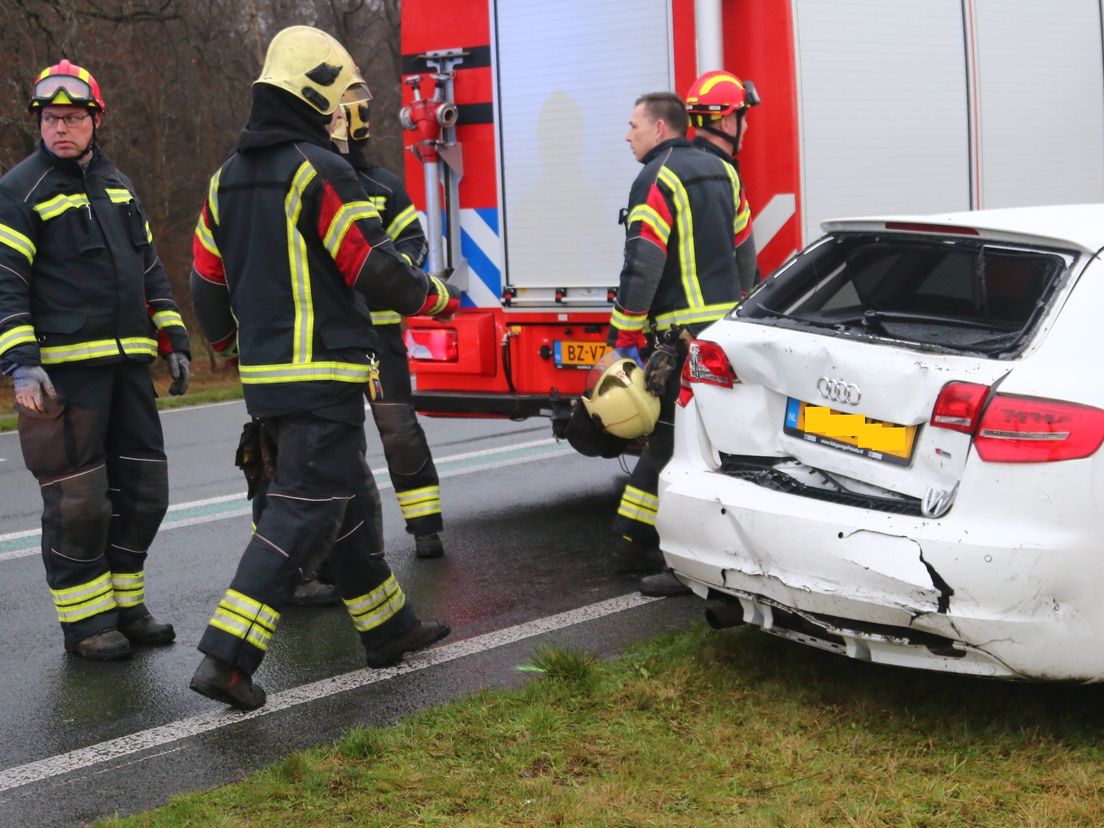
[33,74,94,106]
[341,85,373,141]
[742,79,761,108]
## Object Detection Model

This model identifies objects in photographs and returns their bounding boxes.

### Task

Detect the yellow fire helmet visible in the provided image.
[255,26,364,115]
[581,357,661,439]
[330,83,372,143]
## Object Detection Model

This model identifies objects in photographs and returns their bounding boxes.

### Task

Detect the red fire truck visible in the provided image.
[400,0,1104,435]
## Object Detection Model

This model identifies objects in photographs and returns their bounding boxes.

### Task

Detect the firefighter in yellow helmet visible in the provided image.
[188,26,457,710]
[0,60,191,660]
[686,70,761,294]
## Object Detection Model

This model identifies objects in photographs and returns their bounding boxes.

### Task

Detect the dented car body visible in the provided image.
[657,205,1104,680]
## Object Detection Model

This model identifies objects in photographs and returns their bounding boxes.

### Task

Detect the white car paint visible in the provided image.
[658,205,1104,680]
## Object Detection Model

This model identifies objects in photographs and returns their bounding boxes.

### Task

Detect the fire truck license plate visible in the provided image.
[554,341,608,369]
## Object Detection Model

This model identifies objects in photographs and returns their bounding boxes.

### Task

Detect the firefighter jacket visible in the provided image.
[0,142,189,372]
[692,135,756,291]
[191,86,448,421]
[608,136,741,348]
[354,164,428,327]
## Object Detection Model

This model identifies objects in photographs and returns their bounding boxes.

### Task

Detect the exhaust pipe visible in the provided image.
[704,600,745,630]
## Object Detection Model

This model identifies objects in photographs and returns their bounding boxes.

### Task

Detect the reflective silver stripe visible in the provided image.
[0,223,35,263]
[40,337,157,365]
[611,307,648,332]
[111,571,145,608]
[50,572,118,623]
[370,311,402,326]
[104,188,133,204]
[653,302,736,329]
[386,205,418,241]
[627,204,671,245]
[207,167,222,226]
[0,324,36,356]
[194,212,220,258]
[33,193,90,221]
[151,310,185,330]
[344,575,406,633]
[657,166,702,309]
[238,361,372,384]
[322,201,378,258]
[285,161,318,364]
[397,485,441,520]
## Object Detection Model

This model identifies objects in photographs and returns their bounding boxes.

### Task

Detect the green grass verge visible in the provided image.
[100,624,1104,827]
[0,385,243,434]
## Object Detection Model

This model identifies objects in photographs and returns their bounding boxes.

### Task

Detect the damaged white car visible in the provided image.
[658,205,1104,681]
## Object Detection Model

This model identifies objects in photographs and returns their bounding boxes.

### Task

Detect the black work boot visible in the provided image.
[610,536,665,574]
[640,570,692,597]
[290,578,340,607]
[189,655,267,711]
[65,629,132,661]
[414,533,444,559]
[364,620,450,668]
[119,615,176,646]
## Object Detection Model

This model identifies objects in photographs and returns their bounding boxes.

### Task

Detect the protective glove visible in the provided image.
[616,346,644,368]
[415,275,461,321]
[643,328,691,396]
[165,352,190,396]
[12,365,57,413]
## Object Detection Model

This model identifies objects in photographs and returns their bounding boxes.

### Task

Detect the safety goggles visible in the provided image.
[742,79,761,108]
[32,74,94,106]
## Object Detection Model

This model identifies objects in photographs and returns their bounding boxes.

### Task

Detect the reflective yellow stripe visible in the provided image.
[344,575,407,633]
[723,164,750,236]
[386,205,418,241]
[0,324,36,356]
[40,337,157,365]
[33,193,90,221]
[396,485,441,520]
[194,212,221,259]
[208,589,280,652]
[657,166,703,308]
[322,201,380,258]
[51,572,118,624]
[368,196,387,212]
[611,308,648,332]
[144,220,153,244]
[104,188,133,204]
[370,311,402,326]
[238,361,373,384]
[653,302,737,330]
[627,204,671,245]
[207,168,222,226]
[617,485,659,526]
[286,161,318,364]
[151,310,185,330]
[111,571,145,608]
[0,223,35,263]
[425,275,450,315]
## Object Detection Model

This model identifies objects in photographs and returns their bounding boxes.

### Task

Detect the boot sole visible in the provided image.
[121,631,177,646]
[65,644,132,661]
[189,676,266,711]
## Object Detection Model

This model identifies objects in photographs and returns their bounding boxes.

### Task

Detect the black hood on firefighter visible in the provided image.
[236,84,332,152]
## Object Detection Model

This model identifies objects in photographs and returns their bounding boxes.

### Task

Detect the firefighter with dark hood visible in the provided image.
[597,91,742,596]
[686,69,760,294]
[289,82,449,607]
[188,26,458,710]
[0,60,190,660]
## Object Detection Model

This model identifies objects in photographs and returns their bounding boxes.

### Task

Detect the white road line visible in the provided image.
[0,593,660,794]
[0,438,574,562]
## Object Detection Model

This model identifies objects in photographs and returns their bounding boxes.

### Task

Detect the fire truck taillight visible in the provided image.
[404,328,459,362]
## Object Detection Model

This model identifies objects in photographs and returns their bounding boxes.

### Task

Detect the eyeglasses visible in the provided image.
[41,112,91,128]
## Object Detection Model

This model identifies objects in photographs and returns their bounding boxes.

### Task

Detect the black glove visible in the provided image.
[642,328,691,396]
[235,420,264,500]
[165,352,190,396]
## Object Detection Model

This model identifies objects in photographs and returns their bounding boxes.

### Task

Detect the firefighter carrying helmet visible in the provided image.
[29,60,105,113]
[581,358,661,439]
[330,83,373,143]
[255,26,364,115]
[685,70,759,125]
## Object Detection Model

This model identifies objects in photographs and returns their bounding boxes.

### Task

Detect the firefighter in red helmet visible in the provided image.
[686,70,761,295]
[0,60,191,659]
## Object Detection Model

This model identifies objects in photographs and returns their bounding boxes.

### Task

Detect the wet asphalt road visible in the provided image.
[0,401,701,826]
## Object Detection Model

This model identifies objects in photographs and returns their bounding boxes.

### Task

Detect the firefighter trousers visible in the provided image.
[16,361,168,647]
[610,348,684,547]
[369,325,443,536]
[199,413,417,675]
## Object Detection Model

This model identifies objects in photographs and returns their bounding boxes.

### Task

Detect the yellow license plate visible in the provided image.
[783,398,917,466]
[554,340,608,369]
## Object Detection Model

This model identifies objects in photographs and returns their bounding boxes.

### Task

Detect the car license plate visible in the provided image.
[783,398,917,466]
[554,340,608,369]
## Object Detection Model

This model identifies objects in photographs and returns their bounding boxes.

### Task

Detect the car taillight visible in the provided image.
[404,328,458,362]
[678,340,737,407]
[974,395,1104,463]
[930,382,991,433]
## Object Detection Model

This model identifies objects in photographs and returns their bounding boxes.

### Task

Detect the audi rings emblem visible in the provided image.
[817,377,862,405]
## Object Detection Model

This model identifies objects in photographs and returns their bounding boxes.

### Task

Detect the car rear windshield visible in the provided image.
[738,232,1075,357]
